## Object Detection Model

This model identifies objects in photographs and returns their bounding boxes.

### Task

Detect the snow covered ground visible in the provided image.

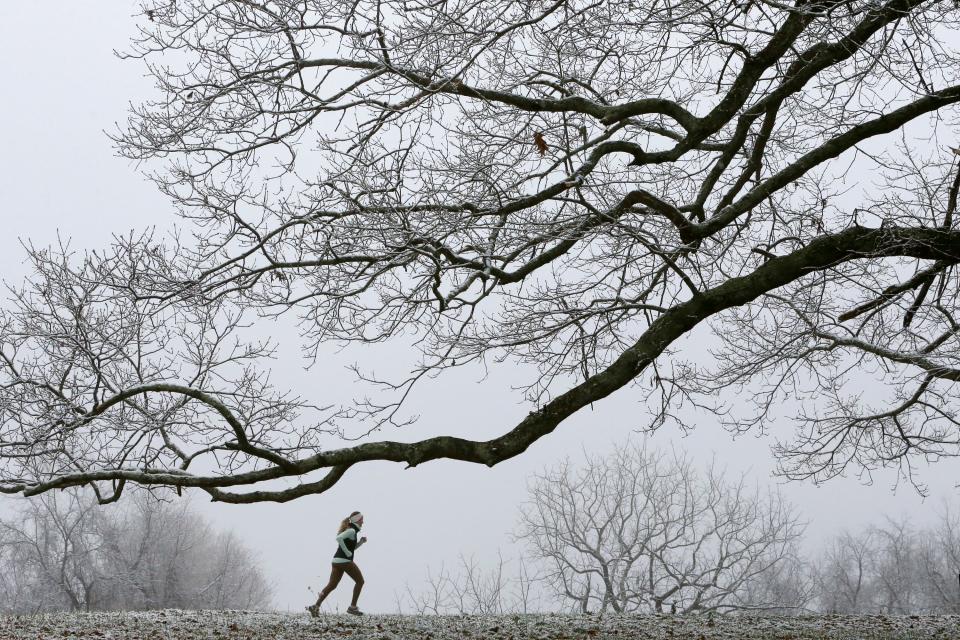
[0,611,958,639]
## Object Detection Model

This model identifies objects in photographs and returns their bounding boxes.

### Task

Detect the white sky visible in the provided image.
[1,2,958,614]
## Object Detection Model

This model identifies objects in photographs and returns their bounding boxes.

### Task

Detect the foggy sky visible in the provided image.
[1,2,957,614]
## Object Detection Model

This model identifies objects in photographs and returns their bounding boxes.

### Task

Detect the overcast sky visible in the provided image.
[1,2,958,614]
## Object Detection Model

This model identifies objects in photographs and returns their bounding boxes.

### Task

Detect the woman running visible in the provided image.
[307,511,367,616]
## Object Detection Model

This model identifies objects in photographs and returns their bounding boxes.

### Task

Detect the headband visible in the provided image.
[349,513,363,524]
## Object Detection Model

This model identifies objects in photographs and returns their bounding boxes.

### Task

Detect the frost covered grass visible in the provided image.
[1,610,958,639]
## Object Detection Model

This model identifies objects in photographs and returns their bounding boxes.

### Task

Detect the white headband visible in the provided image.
[349,513,363,524]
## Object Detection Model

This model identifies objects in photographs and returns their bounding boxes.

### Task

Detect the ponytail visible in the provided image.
[337,510,362,533]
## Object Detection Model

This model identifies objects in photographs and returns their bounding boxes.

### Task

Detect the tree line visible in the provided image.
[3,441,956,616]
[0,491,272,614]
[400,443,960,616]
[817,515,960,614]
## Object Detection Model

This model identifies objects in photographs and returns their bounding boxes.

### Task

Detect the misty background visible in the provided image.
[0,2,957,614]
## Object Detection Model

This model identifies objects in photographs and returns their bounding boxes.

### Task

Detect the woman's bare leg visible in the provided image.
[343,562,365,607]
[314,564,346,607]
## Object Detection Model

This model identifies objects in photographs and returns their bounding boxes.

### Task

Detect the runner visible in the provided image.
[307,511,367,617]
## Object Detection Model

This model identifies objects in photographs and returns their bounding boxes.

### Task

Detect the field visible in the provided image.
[1,611,959,640]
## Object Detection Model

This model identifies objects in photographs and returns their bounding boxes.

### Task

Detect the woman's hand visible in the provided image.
[359,536,368,545]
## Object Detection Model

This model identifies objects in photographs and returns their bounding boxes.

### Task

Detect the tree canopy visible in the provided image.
[2,0,960,502]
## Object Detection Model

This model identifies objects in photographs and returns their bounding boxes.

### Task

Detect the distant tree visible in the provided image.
[0,491,101,612]
[873,518,921,614]
[398,552,532,615]
[816,529,878,614]
[95,491,208,609]
[737,554,817,615]
[516,443,804,614]
[2,1,960,502]
[0,490,272,613]
[917,505,960,613]
[815,509,960,615]
[199,530,274,610]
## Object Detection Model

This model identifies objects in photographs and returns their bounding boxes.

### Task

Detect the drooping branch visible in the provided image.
[5,225,960,502]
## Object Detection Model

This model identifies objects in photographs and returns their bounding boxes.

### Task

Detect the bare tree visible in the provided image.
[0,491,102,612]
[512,557,541,615]
[737,553,817,615]
[96,492,273,610]
[95,490,212,609]
[516,443,804,614]
[400,563,456,616]
[399,552,543,615]
[917,504,960,613]
[873,518,921,614]
[816,529,877,614]
[0,490,272,613]
[198,530,274,610]
[815,508,960,614]
[2,1,960,502]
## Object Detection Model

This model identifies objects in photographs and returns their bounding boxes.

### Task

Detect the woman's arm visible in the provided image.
[336,528,357,557]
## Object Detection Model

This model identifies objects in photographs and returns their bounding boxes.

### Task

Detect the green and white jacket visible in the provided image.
[332,523,363,563]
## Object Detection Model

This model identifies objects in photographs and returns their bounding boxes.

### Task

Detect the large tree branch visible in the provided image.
[6,225,960,502]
